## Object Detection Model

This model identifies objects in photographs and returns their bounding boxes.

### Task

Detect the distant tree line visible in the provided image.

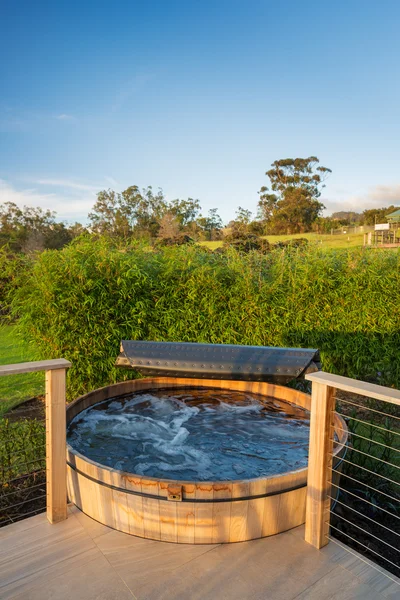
[1,156,398,253]
[88,186,223,243]
[0,202,85,253]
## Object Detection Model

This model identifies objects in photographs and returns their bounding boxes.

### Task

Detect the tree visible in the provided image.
[198,208,223,241]
[169,198,201,228]
[88,186,167,239]
[88,189,127,237]
[229,207,253,237]
[362,206,396,226]
[157,212,180,239]
[264,156,331,197]
[258,156,331,234]
[269,188,325,234]
[0,201,57,252]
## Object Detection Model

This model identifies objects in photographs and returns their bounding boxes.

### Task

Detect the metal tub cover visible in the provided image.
[115,341,320,384]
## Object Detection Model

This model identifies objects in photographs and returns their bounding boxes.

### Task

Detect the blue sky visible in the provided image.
[1,0,400,223]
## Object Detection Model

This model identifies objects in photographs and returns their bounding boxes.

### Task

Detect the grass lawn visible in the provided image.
[199,232,366,250]
[0,325,44,417]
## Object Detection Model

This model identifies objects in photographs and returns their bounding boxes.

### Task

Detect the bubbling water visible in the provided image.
[67,388,310,481]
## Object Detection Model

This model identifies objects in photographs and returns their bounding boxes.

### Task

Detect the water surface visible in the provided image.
[67,388,310,481]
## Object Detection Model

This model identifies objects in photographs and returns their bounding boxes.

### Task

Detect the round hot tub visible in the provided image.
[66,378,347,544]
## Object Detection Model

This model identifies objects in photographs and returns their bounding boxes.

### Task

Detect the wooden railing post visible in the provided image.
[45,368,68,524]
[304,379,336,548]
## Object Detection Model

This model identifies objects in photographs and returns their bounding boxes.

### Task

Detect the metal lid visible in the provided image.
[115,341,320,384]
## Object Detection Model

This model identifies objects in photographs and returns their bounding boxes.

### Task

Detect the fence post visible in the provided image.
[304,380,336,548]
[45,368,68,524]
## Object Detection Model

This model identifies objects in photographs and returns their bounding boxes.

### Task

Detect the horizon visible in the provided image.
[1,1,400,224]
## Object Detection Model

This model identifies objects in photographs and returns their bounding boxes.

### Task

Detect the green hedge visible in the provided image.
[0,249,32,321]
[11,237,400,398]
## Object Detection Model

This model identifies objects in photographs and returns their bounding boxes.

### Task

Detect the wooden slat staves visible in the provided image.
[304,381,335,549]
[194,484,213,543]
[229,482,249,542]
[211,483,232,543]
[246,479,266,540]
[159,481,178,542]
[45,368,68,524]
[125,476,145,538]
[177,485,195,544]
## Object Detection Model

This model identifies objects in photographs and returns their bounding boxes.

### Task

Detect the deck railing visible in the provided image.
[1,359,399,577]
[305,371,400,577]
[0,359,71,525]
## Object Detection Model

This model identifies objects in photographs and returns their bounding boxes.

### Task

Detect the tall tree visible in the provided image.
[230,207,253,237]
[169,198,201,228]
[258,156,331,234]
[362,206,396,226]
[88,186,167,238]
[0,201,57,252]
[198,208,223,241]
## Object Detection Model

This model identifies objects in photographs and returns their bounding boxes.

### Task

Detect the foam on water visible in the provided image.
[67,389,310,481]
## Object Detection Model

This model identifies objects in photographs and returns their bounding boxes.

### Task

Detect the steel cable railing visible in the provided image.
[0,360,70,527]
[0,417,46,527]
[305,372,400,581]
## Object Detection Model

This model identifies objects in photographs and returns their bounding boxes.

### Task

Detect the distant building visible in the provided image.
[365,208,400,246]
[386,208,400,225]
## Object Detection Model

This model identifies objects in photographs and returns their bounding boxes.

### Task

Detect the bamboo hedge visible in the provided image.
[10,237,400,398]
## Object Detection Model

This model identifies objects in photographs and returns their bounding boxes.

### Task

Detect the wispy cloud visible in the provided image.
[55,113,76,121]
[0,107,78,132]
[112,73,154,112]
[35,178,100,192]
[104,176,120,187]
[0,179,94,222]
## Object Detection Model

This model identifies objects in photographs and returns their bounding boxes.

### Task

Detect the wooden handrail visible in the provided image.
[306,371,400,406]
[1,359,71,524]
[304,371,400,549]
[0,359,71,376]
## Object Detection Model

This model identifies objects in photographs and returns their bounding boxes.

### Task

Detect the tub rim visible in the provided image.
[66,377,348,497]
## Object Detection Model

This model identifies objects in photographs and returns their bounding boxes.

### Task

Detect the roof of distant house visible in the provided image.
[386,208,400,222]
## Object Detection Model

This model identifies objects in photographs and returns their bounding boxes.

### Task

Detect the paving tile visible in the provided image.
[10,554,136,600]
[95,529,218,594]
[95,527,217,562]
[133,532,337,600]
[0,513,84,560]
[0,512,47,541]
[0,528,97,599]
[319,537,400,598]
[1,512,398,600]
[293,564,386,600]
[70,505,112,540]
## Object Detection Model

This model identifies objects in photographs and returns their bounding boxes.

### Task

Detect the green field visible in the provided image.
[200,232,365,250]
[0,326,44,417]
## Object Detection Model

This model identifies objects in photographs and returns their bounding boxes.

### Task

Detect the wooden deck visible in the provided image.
[1,506,399,600]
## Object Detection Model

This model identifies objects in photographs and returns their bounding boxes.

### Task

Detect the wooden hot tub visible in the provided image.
[66,377,348,544]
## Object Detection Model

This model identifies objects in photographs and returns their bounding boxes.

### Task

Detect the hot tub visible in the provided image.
[66,377,347,544]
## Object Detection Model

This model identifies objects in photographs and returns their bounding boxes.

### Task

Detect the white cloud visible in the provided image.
[55,113,76,121]
[0,179,94,222]
[323,183,400,215]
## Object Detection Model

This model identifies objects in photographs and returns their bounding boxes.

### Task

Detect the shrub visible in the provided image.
[11,238,400,398]
[273,238,309,249]
[0,249,33,322]
[155,234,194,247]
[223,232,270,253]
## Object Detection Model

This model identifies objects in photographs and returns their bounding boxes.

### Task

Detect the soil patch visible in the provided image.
[4,396,45,422]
